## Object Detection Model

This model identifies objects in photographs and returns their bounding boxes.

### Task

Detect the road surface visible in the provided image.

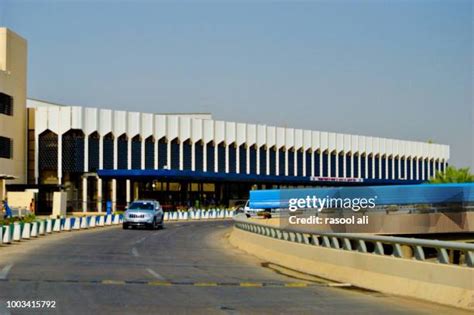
[0,221,468,314]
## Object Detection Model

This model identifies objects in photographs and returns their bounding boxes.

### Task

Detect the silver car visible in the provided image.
[123,200,164,230]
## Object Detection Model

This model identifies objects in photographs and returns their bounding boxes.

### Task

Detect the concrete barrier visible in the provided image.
[89,216,96,228]
[80,217,88,229]
[98,216,105,226]
[72,218,80,230]
[31,222,38,237]
[230,225,474,311]
[38,220,45,235]
[2,225,11,244]
[21,223,31,239]
[105,215,112,225]
[63,218,72,231]
[113,214,120,225]
[164,212,169,221]
[12,223,21,241]
[46,219,52,233]
[52,219,61,232]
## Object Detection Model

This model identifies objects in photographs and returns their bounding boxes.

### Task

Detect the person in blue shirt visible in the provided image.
[3,200,12,219]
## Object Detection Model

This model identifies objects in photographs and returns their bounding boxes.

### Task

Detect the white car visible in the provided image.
[243,200,266,218]
[123,200,164,230]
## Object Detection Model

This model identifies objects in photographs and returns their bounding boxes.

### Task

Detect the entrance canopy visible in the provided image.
[97,169,422,186]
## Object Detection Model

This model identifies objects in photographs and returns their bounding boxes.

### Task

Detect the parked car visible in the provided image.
[123,200,164,230]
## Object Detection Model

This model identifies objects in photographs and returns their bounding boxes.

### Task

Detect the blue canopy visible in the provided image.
[97,169,422,186]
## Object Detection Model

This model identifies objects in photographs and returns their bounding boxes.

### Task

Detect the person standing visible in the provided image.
[3,199,12,219]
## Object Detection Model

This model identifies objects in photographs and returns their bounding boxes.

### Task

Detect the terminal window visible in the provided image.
[0,92,13,116]
[0,136,12,159]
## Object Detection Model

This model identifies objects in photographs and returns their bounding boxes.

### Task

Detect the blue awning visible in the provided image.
[97,169,423,186]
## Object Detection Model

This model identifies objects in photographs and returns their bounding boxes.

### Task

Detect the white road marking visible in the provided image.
[146,268,166,281]
[0,264,13,280]
[131,247,140,257]
[134,236,147,244]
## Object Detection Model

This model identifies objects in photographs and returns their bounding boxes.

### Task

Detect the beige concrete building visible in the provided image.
[0,28,28,200]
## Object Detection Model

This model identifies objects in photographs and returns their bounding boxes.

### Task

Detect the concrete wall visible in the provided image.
[0,28,27,186]
[229,227,474,311]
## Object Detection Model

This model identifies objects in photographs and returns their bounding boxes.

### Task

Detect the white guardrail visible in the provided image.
[0,209,234,245]
[233,217,474,268]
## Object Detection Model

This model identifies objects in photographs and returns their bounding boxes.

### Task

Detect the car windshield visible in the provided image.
[128,202,154,210]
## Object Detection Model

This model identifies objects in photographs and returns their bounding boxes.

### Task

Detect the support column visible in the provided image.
[275,148,279,176]
[266,148,270,176]
[97,178,103,212]
[302,150,306,177]
[343,152,347,178]
[203,142,207,172]
[82,177,88,212]
[319,151,323,177]
[58,133,62,185]
[422,158,426,180]
[236,145,240,173]
[141,138,146,170]
[328,152,332,177]
[427,159,431,179]
[191,142,196,171]
[358,154,361,178]
[111,179,117,212]
[179,142,183,170]
[225,145,229,173]
[310,150,315,177]
[126,179,131,204]
[256,147,260,175]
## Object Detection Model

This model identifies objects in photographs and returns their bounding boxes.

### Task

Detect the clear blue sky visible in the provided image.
[1,0,472,169]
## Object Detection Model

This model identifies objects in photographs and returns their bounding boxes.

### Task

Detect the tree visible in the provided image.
[429,166,474,183]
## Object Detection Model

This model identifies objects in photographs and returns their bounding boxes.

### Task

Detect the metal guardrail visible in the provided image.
[233,217,474,268]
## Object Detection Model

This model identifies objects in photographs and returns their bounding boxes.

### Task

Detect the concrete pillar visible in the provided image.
[310,150,315,177]
[236,145,240,173]
[214,143,218,172]
[427,159,431,179]
[111,179,117,212]
[133,181,139,200]
[203,142,208,172]
[284,150,288,176]
[275,148,279,176]
[343,152,347,178]
[58,133,62,185]
[154,137,159,169]
[126,179,131,204]
[319,151,323,177]
[358,154,361,178]
[266,148,270,176]
[191,142,196,171]
[179,141,183,170]
[0,179,5,201]
[97,178,103,212]
[141,138,146,169]
[327,152,331,177]
[256,147,260,175]
[82,177,88,212]
[246,146,250,174]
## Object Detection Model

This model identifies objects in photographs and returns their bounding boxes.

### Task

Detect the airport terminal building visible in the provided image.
[0,27,451,213]
[24,99,449,213]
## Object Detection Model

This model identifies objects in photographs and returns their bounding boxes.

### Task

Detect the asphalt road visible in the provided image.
[0,220,469,315]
